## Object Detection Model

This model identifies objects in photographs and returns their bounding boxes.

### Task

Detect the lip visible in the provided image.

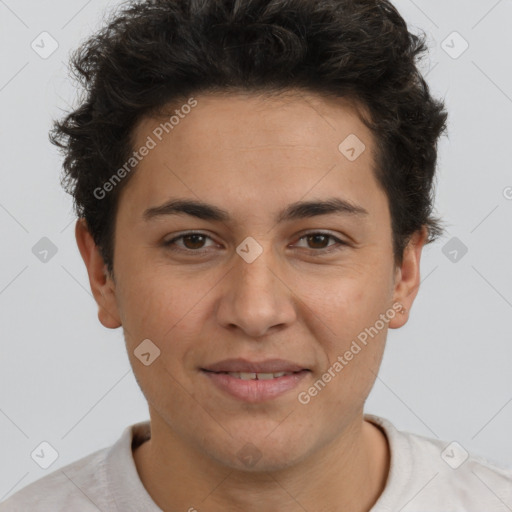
[201,369,310,402]
[202,358,308,374]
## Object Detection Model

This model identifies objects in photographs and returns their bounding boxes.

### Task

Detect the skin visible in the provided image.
[76,90,427,512]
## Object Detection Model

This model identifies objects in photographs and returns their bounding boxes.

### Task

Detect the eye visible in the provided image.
[162,231,348,255]
[163,232,217,253]
[293,232,347,253]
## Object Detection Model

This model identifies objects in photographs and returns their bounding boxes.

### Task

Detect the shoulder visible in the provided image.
[0,447,112,512]
[0,421,153,512]
[367,414,512,511]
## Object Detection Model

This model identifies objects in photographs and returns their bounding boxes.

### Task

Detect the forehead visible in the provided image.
[120,91,386,224]
[143,90,373,152]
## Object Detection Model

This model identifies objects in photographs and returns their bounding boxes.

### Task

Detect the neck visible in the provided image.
[133,414,390,512]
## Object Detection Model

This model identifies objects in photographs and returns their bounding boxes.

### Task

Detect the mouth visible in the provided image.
[201,358,309,374]
[202,370,304,380]
[200,359,311,402]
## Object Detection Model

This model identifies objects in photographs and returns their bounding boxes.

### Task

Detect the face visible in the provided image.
[77,91,425,471]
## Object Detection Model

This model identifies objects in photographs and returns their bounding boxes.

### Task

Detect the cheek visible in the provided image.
[296,269,391,397]
[302,266,391,336]
[115,266,223,375]
[115,276,173,353]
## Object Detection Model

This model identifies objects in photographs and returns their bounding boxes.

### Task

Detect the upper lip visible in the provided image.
[201,358,309,373]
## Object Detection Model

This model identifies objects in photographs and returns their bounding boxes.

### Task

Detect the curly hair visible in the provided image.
[50,0,448,276]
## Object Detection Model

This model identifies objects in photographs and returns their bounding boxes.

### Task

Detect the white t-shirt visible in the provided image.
[1,414,511,511]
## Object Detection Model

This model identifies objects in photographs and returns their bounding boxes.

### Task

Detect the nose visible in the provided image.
[215,245,297,338]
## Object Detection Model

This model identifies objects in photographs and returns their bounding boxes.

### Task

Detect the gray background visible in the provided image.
[1,0,511,500]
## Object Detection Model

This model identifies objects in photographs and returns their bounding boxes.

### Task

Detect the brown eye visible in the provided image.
[294,232,345,252]
[163,232,216,252]
[305,234,330,249]
[181,234,207,249]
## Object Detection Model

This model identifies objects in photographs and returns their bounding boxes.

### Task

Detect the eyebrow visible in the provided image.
[143,197,369,224]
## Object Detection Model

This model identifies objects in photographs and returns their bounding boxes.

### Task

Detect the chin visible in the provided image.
[209,427,313,473]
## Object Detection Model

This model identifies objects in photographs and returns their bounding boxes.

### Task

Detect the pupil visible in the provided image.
[308,234,328,249]
[184,234,205,249]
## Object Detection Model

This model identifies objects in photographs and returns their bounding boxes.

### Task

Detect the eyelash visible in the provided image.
[162,231,348,256]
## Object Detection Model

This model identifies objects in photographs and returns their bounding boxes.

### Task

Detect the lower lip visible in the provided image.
[201,370,310,402]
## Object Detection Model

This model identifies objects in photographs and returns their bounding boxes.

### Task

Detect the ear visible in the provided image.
[75,218,122,329]
[388,226,428,329]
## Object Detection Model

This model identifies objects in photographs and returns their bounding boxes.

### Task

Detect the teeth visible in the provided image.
[257,373,276,380]
[226,371,293,380]
[239,372,257,380]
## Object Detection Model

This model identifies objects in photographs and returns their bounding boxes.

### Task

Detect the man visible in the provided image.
[2,0,511,510]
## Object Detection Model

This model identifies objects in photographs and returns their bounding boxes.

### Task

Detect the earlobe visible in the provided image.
[75,219,122,329]
[388,227,428,330]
